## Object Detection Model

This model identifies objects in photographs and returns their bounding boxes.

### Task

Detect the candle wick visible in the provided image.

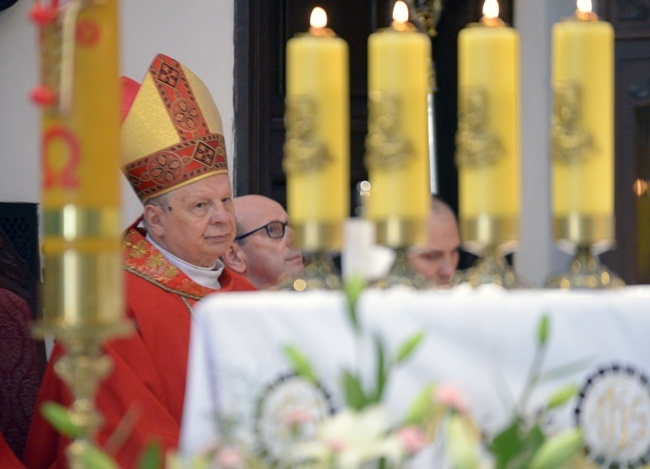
[391,21,416,32]
[576,9,599,21]
[309,26,336,37]
[480,16,505,27]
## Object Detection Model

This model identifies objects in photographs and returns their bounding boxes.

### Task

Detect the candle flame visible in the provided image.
[393,0,409,23]
[482,0,500,19]
[310,7,327,29]
[577,0,592,13]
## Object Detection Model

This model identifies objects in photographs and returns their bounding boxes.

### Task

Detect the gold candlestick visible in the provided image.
[545,245,624,289]
[280,250,342,291]
[31,0,132,461]
[455,0,522,288]
[364,1,433,289]
[458,245,519,289]
[546,1,623,289]
[373,248,433,289]
[282,7,348,290]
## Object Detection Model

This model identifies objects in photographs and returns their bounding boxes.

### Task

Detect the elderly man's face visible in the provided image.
[147,173,236,267]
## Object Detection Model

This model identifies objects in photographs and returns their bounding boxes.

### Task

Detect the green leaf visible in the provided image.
[403,383,436,426]
[282,345,317,384]
[79,444,119,469]
[395,331,425,364]
[529,428,583,469]
[545,384,578,411]
[504,424,545,469]
[490,419,524,468]
[373,333,388,403]
[40,401,84,438]
[537,357,593,384]
[341,369,368,410]
[537,314,550,346]
[136,441,163,469]
[344,275,366,334]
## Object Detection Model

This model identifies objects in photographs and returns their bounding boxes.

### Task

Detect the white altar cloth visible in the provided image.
[180,286,650,467]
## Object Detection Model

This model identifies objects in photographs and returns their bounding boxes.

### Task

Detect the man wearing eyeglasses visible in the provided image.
[222,195,305,289]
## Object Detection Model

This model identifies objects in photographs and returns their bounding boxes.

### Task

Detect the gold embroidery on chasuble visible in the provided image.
[122,228,214,299]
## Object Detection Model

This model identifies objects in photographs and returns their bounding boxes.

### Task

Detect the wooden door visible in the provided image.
[600,0,650,284]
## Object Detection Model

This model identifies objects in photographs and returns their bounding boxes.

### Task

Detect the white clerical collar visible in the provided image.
[146,234,223,290]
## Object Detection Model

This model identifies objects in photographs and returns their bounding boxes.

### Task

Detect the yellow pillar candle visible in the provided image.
[551,0,614,245]
[366,0,431,248]
[456,0,520,249]
[35,0,123,327]
[284,7,349,251]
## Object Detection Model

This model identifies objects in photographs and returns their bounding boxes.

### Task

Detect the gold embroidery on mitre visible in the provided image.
[551,82,594,163]
[171,98,201,133]
[282,95,329,175]
[455,87,502,167]
[148,152,183,185]
[157,61,180,88]
[192,141,217,166]
[364,91,412,170]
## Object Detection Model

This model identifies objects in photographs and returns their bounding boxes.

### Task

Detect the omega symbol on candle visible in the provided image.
[455,87,502,167]
[42,125,81,189]
[282,95,329,175]
[551,82,594,163]
[364,90,413,170]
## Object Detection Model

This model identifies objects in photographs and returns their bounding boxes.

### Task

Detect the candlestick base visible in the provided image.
[278,250,342,291]
[456,245,522,289]
[372,248,433,290]
[545,245,625,289]
[32,320,133,465]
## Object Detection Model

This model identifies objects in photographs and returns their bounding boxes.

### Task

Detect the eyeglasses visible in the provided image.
[235,220,289,241]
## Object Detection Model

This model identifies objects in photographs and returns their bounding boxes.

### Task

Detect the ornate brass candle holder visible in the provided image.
[278,220,343,291]
[544,214,624,289]
[371,217,433,289]
[456,214,522,289]
[33,210,132,464]
[34,321,132,466]
[33,211,132,467]
[373,246,433,289]
[545,244,624,289]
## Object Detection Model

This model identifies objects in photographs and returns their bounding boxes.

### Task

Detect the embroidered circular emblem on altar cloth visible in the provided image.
[254,372,336,465]
[148,152,183,185]
[574,363,650,468]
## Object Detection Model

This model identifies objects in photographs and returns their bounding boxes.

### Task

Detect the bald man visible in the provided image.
[408,196,461,285]
[222,195,305,289]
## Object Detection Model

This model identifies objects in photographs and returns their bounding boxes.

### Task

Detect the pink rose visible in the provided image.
[436,384,469,413]
[397,426,428,454]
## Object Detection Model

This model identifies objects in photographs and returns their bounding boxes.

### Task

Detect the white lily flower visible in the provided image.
[291,405,407,469]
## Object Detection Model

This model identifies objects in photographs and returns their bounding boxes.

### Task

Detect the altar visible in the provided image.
[180,285,650,467]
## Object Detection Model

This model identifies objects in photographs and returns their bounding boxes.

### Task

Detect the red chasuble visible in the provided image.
[23,227,255,468]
